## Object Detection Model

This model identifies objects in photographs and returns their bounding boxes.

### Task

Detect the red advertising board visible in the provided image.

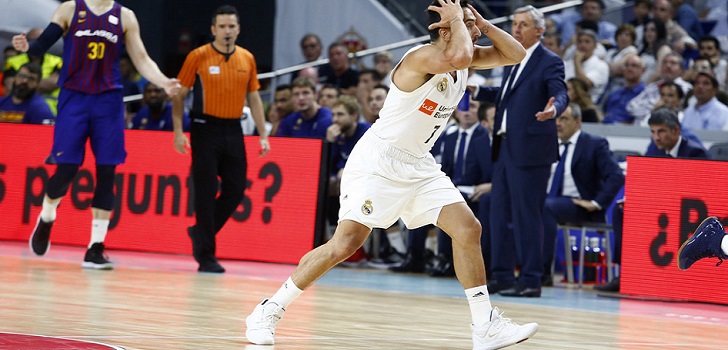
[622,156,728,304]
[0,124,325,264]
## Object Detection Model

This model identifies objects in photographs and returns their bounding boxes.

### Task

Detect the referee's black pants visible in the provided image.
[189,115,247,262]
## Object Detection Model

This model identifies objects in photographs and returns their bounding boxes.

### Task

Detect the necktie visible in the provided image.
[452,131,468,184]
[548,142,570,198]
[500,63,520,102]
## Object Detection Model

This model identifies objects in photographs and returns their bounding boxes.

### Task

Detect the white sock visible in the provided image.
[722,236,728,256]
[269,277,304,308]
[89,219,110,248]
[465,285,493,326]
[387,230,407,254]
[40,198,61,223]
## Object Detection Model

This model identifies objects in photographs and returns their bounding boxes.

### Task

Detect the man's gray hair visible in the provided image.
[568,103,582,120]
[514,5,546,32]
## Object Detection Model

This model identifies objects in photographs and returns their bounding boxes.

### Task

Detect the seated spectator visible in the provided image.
[119,53,143,120]
[697,36,727,90]
[478,101,496,134]
[605,24,639,91]
[276,77,332,139]
[564,30,609,104]
[289,33,323,83]
[266,84,295,136]
[0,62,54,124]
[630,0,653,49]
[297,66,320,90]
[366,84,388,123]
[639,18,673,83]
[130,83,189,131]
[373,51,393,87]
[603,55,646,124]
[2,69,14,97]
[567,77,603,123]
[552,0,617,48]
[627,52,693,124]
[317,84,340,109]
[355,69,382,122]
[542,103,623,286]
[652,0,698,53]
[646,81,686,125]
[317,42,359,96]
[4,28,62,115]
[1,45,20,96]
[681,71,728,131]
[597,108,710,293]
[562,20,608,62]
[671,0,704,42]
[681,57,728,107]
[541,31,563,57]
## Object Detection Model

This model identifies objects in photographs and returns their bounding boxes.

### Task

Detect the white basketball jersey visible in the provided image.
[369,45,468,158]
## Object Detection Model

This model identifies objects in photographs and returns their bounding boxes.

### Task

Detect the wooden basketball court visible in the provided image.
[1,241,726,349]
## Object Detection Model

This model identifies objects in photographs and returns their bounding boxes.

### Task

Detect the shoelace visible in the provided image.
[258,306,283,328]
[690,249,724,267]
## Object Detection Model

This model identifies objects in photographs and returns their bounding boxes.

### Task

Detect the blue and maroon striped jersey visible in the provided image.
[58,0,125,94]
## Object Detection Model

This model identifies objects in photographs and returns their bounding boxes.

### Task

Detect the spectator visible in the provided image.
[5,27,62,115]
[564,29,609,104]
[366,84,388,123]
[639,18,672,83]
[597,108,709,293]
[0,46,20,96]
[318,42,359,95]
[355,69,382,122]
[697,36,727,90]
[1,70,14,96]
[670,0,703,42]
[277,76,332,139]
[627,51,693,124]
[681,71,728,130]
[541,31,563,57]
[373,50,393,87]
[289,33,322,83]
[682,56,728,107]
[606,24,639,91]
[652,0,697,53]
[119,54,143,122]
[317,83,339,109]
[0,62,54,124]
[542,104,624,286]
[297,66,320,90]
[603,55,646,124]
[131,83,189,131]
[630,0,653,49]
[567,77,602,123]
[478,101,496,133]
[552,0,617,48]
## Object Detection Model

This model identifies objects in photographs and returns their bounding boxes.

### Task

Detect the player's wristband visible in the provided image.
[27,22,63,56]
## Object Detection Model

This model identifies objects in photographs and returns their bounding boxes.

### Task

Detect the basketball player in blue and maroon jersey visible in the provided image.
[12,0,180,270]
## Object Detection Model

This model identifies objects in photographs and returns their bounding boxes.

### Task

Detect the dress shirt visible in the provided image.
[453,123,479,166]
[498,41,539,134]
[666,136,683,158]
[682,97,728,131]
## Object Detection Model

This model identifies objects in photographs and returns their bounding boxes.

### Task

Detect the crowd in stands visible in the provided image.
[3,0,727,289]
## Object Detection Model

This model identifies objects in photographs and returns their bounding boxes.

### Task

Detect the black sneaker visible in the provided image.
[29,216,53,256]
[82,243,114,270]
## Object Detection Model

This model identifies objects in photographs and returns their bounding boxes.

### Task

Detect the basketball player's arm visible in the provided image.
[468,5,525,70]
[246,91,271,156]
[171,86,190,154]
[12,2,73,53]
[122,8,180,97]
[395,0,472,92]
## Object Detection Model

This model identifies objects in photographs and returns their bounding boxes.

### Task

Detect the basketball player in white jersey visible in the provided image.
[247,1,535,348]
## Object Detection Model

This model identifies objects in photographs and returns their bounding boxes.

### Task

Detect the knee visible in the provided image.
[326,237,362,262]
[460,219,482,245]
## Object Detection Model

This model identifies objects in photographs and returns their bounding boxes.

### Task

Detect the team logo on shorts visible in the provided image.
[436,78,448,92]
[361,200,374,215]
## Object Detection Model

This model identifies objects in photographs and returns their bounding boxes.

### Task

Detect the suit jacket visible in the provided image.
[566,132,625,209]
[440,124,492,186]
[490,43,569,167]
[644,135,711,159]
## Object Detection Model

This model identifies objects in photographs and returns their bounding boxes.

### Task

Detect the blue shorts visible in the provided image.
[51,89,126,165]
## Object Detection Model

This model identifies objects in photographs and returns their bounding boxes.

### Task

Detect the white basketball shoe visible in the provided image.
[472,307,538,350]
[245,299,285,345]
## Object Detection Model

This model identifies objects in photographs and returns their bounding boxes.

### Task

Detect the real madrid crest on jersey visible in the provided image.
[361,200,373,215]
[437,78,448,92]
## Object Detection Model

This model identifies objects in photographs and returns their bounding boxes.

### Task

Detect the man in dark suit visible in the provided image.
[488,5,569,297]
[430,98,493,277]
[597,108,710,292]
[542,104,624,286]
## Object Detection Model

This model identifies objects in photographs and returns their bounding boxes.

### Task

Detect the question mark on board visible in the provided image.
[259,162,282,224]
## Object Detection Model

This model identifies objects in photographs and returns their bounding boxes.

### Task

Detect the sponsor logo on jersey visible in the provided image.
[432,105,456,119]
[209,66,220,74]
[108,15,119,25]
[74,29,119,44]
[419,98,438,116]
[361,200,373,215]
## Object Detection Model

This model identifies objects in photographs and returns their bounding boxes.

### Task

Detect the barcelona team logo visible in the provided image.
[78,11,87,23]
[361,200,373,215]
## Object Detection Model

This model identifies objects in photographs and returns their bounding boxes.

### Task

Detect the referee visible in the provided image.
[172,5,270,273]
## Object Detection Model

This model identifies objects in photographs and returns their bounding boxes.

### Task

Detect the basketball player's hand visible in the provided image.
[535,97,556,121]
[259,138,270,156]
[467,4,490,35]
[173,132,190,154]
[163,78,182,98]
[427,0,464,30]
[326,124,341,143]
[12,32,29,52]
